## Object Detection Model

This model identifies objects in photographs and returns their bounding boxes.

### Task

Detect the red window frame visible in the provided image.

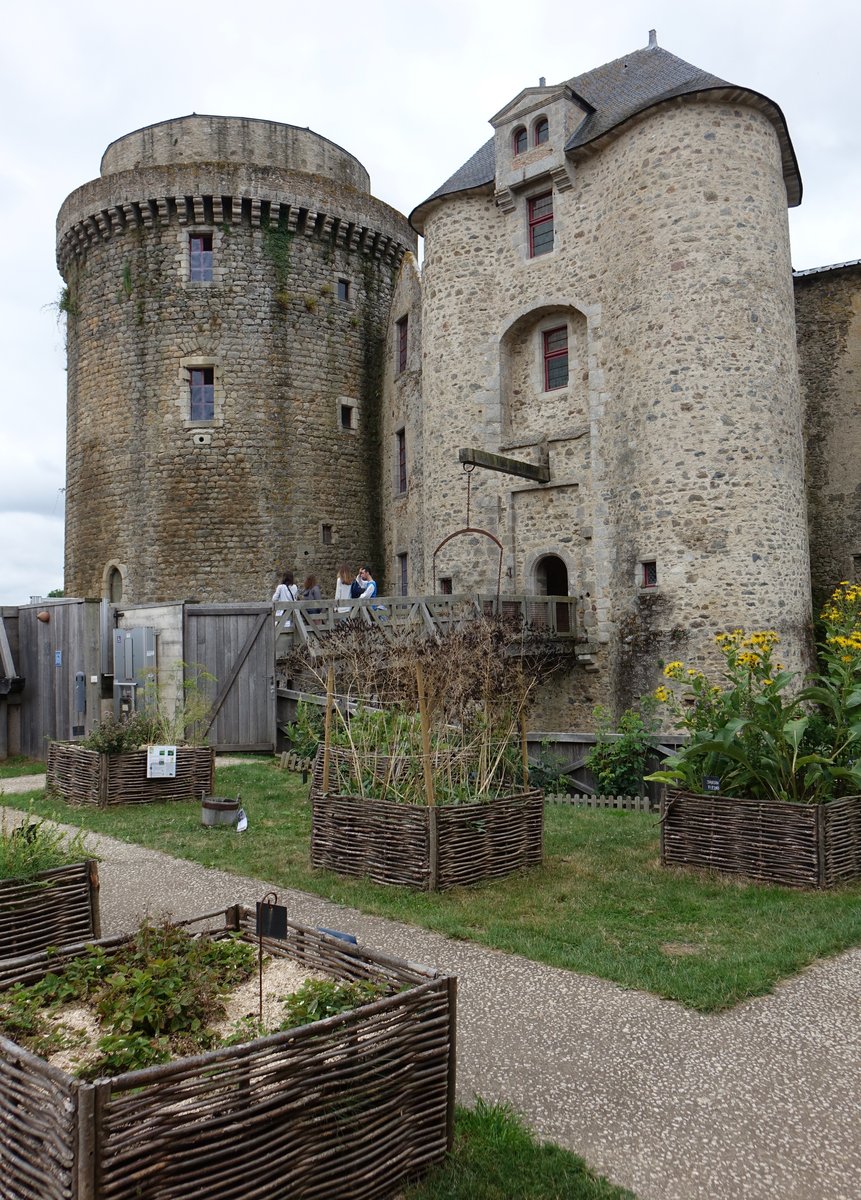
[189,233,213,282]
[396,316,408,373]
[439,577,453,595]
[641,561,658,588]
[396,428,407,493]
[534,117,549,146]
[189,367,214,421]
[543,327,568,391]
[528,192,553,257]
[513,126,527,155]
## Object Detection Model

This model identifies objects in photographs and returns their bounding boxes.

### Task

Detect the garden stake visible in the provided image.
[520,708,530,790]
[322,664,334,795]
[256,890,286,1021]
[415,663,435,807]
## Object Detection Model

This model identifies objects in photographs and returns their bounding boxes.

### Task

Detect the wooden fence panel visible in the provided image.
[184,605,275,752]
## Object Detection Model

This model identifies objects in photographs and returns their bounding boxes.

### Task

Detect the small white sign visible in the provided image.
[147,745,177,778]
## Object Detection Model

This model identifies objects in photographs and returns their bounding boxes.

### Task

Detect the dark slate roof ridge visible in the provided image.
[793,258,861,278]
[410,42,801,230]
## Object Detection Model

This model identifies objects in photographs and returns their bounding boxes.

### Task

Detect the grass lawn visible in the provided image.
[0,756,45,779]
[403,1101,633,1200]
[9,756,861,1011]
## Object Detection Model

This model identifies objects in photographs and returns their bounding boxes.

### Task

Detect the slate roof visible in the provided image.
[411,43,801,230]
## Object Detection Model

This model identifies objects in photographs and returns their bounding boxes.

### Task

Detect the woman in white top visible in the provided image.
[334,563,354,613]
[272,570,299,623]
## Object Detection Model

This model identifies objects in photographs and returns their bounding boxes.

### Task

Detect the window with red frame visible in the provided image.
[396,316,408,372]
[189,233,213,281]
[439,577,453,595]
[398,552,408,596]
[543,327,568,390]
[534,117,549,145]
[396,428,407,493]
[528,192,553,257]
[513,126,527,155]
[189,368,214,421]
[641,561,658,588]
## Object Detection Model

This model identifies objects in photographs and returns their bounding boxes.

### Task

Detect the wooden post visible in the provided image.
[88,860,101,939]
[445,975,458,1151]
[322,665,334,795]
[520,709,530,790]
[76,1083,97,1199]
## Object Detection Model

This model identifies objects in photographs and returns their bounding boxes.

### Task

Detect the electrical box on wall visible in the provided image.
[112,628,157,718]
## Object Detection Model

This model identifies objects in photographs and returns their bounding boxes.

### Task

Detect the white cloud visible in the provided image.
[0,0,858,603]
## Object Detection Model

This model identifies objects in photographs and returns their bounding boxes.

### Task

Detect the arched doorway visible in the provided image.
[534,554,570,632]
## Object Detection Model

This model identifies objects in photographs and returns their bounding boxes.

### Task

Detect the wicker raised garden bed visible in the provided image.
[311,748,543,890]
[46,742,215,807]
[0,905,456,1200]
[0,859,100,958]
[661,789,861,888]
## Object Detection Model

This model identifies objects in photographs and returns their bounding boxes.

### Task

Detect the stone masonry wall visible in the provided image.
[380,254,423,594]
[795,264,861,607]
[419,96,811,717]
[59,129,416,604]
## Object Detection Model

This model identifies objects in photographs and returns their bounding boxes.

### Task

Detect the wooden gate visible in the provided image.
[183,605,275,752]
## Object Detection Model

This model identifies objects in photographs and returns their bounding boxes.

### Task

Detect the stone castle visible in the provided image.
[57,34,861,718]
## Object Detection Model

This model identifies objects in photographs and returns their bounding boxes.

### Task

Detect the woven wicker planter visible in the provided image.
[661,789,861,888]
[311,786,544,890]
[0,860,100,958]
[46,742,215,807]
[0,905,456,1200]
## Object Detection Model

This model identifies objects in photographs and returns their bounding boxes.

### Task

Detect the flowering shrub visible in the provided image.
[646,584,861,804]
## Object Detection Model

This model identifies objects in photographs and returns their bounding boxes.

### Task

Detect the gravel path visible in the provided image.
[1,780,858,1199]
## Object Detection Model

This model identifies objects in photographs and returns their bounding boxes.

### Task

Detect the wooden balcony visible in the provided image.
[274,594,585,652]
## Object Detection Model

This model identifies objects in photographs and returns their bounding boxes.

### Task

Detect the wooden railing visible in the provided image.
[273,594,581,649]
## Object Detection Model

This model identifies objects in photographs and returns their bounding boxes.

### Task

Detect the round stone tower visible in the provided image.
[410,41,813,716]
[57,115,416,603]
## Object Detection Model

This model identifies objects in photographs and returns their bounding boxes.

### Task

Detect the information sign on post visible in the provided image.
[147,745,177,778]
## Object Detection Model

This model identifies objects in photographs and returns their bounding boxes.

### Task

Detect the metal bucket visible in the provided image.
[201,796,240,827]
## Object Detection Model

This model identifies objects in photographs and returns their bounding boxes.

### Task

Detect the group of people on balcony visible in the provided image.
[273,564,377,621]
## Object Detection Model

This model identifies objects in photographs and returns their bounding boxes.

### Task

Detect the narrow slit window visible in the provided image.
[396,316,409,373]
[528,192,553,258]
[189,367,214,421]
[337,278,350,301]
[398,552,408,596]
[340,404,354,430]
[543,327,569,391]
[396,428,407,493]
[322,524,333,545]
[189,233,213,282]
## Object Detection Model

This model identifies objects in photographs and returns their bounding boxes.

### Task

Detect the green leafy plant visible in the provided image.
[0,921,256,1078]
[79,661,215,751]
[278,978,389,1029]
[289,700,325,759]
[647,583,861,804]
[0,813,92,881]
[585,699,660,797]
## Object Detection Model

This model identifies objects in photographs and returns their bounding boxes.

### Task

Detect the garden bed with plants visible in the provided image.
[0,816,99,958]
[0,906,455,1200]
[648,583,861,888]
[46,710,215,807]
[292,618,550,890]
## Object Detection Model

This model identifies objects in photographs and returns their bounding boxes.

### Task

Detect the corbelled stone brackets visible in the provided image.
[458,447,550,484]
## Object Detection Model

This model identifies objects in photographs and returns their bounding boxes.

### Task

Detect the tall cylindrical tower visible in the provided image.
[57,115,416,602]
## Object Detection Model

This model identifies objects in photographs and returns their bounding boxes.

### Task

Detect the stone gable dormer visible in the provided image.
[491,83,591,211]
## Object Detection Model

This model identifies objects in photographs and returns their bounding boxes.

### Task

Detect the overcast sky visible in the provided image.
[1,0,858,606]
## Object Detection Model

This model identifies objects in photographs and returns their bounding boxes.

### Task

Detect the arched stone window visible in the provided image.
[533,116,549,145]
[512,126,527,155]
[103,563,126,602]
[535,554,568,596]
[499,304,588,439]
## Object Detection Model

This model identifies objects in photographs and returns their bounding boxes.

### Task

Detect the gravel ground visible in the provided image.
[1,777,859,1199]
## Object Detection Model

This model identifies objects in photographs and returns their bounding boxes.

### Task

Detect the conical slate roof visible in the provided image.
[411,42,800,231]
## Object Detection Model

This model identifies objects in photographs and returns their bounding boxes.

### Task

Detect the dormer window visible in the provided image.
[513,126,527,156]
[534,117,549,146]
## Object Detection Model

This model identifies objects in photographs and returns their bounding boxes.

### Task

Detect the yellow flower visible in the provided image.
[663,661,685,680]
[654,685,671,703]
